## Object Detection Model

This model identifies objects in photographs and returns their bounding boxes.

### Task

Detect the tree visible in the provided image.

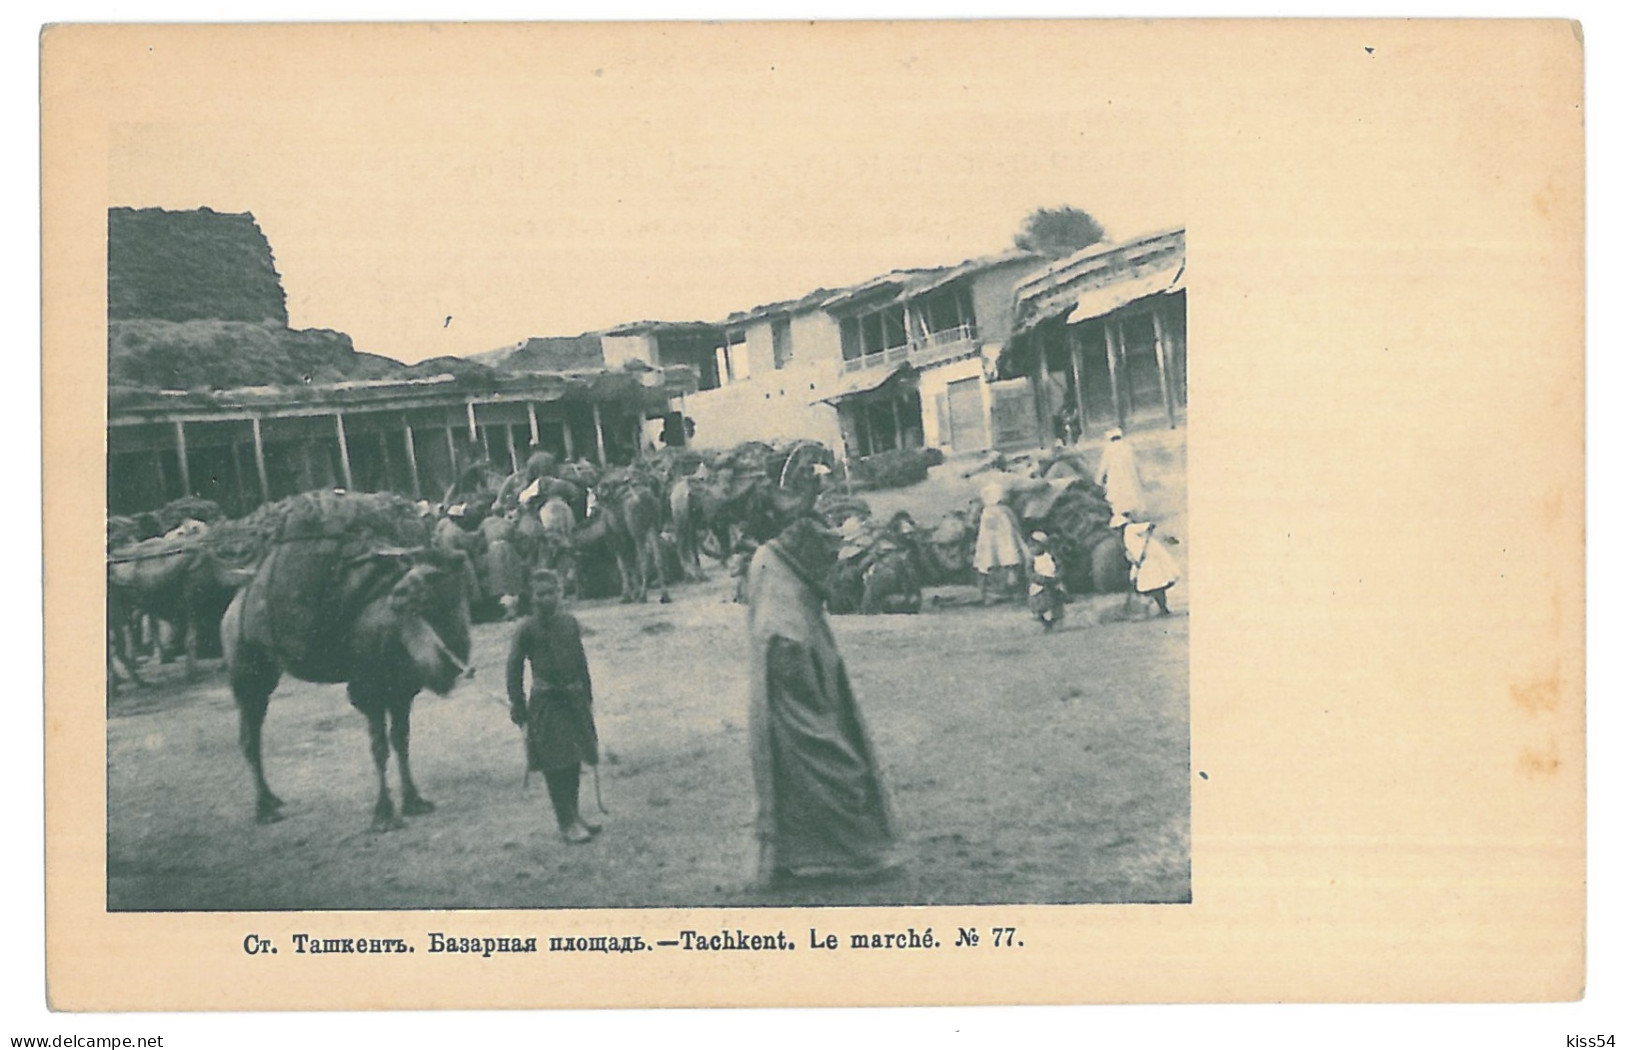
[1014,206,1107,257]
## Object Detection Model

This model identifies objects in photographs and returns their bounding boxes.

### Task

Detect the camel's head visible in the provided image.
[389,548,473,696]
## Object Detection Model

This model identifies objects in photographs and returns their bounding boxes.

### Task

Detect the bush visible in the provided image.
[848,448,933,490]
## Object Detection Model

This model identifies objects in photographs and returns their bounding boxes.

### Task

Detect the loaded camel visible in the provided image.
[220,492,474,831]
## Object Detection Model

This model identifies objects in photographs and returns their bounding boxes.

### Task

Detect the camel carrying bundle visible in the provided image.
[1034,483,1121,592]
[240,491,432,681]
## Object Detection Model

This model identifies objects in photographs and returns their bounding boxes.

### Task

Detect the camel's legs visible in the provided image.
[364,707,402,832]
[230,646,285,824]
[629,529,666,604]
[183,618,199,680]
[615,547,640,603]
[389,703,434,816]
[560,552,579,601]
[644,532,672,604]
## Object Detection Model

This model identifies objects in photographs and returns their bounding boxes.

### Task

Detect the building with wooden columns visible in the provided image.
[107,367,692,518]
[1001,228,1187,442]
[108,225,1187,520]
[655,230,1186,458]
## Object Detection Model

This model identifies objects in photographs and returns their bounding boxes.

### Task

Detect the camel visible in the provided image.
[666,476,708,582]
[220,492,473,831]
[107,529,253,679]
[587,475,671,604]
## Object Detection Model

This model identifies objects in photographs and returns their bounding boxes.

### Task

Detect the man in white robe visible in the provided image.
[1116,513,1179,616]
[1094,427,1146,519]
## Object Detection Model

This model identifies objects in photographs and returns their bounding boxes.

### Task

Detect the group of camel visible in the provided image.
[107,438,1131,832]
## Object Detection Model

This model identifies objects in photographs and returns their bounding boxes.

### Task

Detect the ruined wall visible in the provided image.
[108,207,289,325]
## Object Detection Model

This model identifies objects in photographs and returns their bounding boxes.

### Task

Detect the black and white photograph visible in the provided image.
[99,26,1190,912]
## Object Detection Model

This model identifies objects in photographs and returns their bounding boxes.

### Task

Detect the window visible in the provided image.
[840,317,863,361]
[655,330,726,391]
[840,304,910,361]
[914,286,977,342]
[714,329,750,385]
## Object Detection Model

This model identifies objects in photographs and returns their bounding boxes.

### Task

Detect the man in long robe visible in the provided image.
[747,518,897,885]
[972,477,1029,604]
[1093,427,1146,519]
[507,569,600,843]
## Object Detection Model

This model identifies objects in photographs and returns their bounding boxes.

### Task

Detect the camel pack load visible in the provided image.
[1016,482,1123,594]
[231,490,434,677]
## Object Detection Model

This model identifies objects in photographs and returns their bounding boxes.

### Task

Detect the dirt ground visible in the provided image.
[108,432,1189,912]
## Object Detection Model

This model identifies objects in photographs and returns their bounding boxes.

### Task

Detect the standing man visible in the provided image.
[747,516,898,887]
[480,504,527,620]
[972,477,1029,605]
[507,568,601,843]
[1115,512,1179,617]
[1094,427,1146,519]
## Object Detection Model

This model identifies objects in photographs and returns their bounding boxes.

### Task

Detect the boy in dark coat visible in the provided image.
[506,568,600,843]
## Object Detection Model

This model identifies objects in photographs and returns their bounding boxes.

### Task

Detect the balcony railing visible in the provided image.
[911,323,978,365]
[839,324,980,374]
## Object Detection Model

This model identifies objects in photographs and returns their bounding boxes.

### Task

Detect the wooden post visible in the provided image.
[1152,307,1177,429]
[526,402,540,446]
[1034,336,1053,443]
[505,424,519,473]
[444,423,458,482]
[1103,322,1124,430]
[1069,326,1088,439]
[591,401,607,465]
[402,419,422,499]
[561,415,576,460]
[890,397,904,451]
[378,429,394,492]
[250,416,269,501]
[1118,320,1144,419]
[173,420,192,496]
[153,449,168,500]
[334,413,354,490]
[466,400,478,440]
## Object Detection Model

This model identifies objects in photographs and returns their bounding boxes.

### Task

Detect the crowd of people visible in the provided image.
[970,426,1181,627]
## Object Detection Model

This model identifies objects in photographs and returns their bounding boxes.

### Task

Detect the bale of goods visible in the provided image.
[107,514,148,551]
[823,513,926,615]
[644,446,707,479]
[924,511,977,584]
[706,439,831,483]
[815,492,872,526]
[541,478,582,504]
[709,440,777,476]
[557,460,601,490]
[1028,483,1125,593]
[155,495,225,533]
[237,490,433,679]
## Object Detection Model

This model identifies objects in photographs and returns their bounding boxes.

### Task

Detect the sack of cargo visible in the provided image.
[240,491,432,678]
